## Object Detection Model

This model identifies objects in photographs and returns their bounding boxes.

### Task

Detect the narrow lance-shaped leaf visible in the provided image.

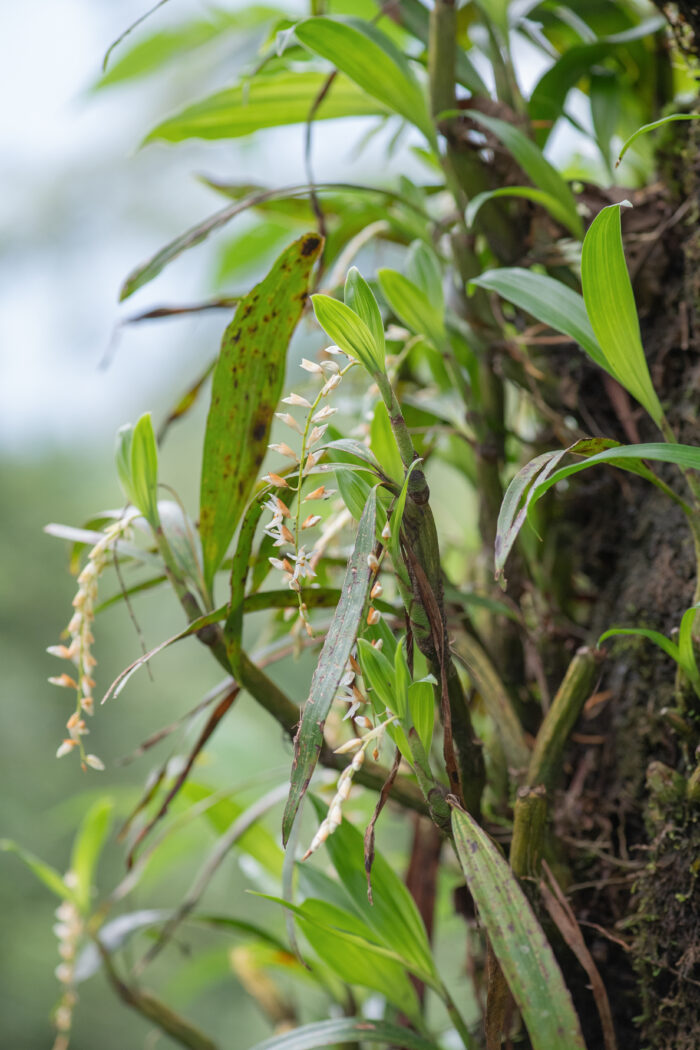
[466,187,581,237]
[70,797,114,915]
[144,71,389,144]
[282,488,377,843]
[199,232,323,591]
[617,113,700,167]
[344,267,385,363]
[246,1017,440,1050]
[310,796,439,984]
[495,439,618,583]
[466,111,583,239]
[470,268,608,372]
[528,17,666,148]
[451,804,586,1050]
[496,440,695,580]
[378,268,445,348]
[0,840,76,902]
[581,203,663,423]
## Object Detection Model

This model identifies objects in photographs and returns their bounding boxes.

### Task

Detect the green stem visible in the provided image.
[443,986,474,1049]
[527,646,598,791]
[97,940,218,1050]
[509,785,548,878]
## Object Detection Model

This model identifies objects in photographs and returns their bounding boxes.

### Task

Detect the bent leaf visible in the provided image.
[451,805,585,1050]
[282,489,377,843]
[466,187,581,237]
[617,113,700,167]
[145,71,388,143]
[496,440,696,579]
[247,1017,440,1050]
[294,17,433,143]
[200,232,323,590]
[467,111,582,239]
[495,439,617,582]
[581,203,663,424]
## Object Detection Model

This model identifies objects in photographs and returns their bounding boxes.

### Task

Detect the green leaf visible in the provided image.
[528,17,666,148]
[378,268,445,347]
[246,1017,440,1050]
[292,898,421,1020]
[70,798,114,914]
[294,17,433,143]
[581,203,663,423]
[182,784,284,878]
[678,604,700,691]
[119,181,400,300]
[199,232,322,590]
[617,113,700,167]
[115,424,134,503]
[369,400,404,487]
[311,294,383,374]
[470,268,607,372]
[282,489,377,843]
[406,241,443,311]
[97,8,283,89]
[144,71,389,143]
[466,187,582,237]
[466,111,582,238]
[0,840,75,902]
[495,440,698,579]
[312,800,438,985]
[336,468,375,521]
[451,806,585,1050]
[589,71,620,171]
[344,268,385,366]
[598,627,680,664]
[129,413,160,529]
[407,680,434,754]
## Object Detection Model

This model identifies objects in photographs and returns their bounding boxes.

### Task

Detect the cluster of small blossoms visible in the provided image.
[48,514,135,770]
[262,348,350,637]
[302,713,398,860]
[51,873,82,1050]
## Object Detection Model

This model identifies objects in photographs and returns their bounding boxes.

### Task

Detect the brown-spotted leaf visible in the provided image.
[282,487,377,844]
[199,232,323,591]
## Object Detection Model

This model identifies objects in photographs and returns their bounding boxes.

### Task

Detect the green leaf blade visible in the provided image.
[451,806,585,1050]
[470,268,607,371]
[1,840,76,903]
[311,294,382,373]
[282,489,377,843]
[247,1017,439,1050]
[145,71,389,143]
[200,233,323,589]
[70,798,114,914]
[466,112,583,239]
[581,204,663,423]
[378,269,445,347]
